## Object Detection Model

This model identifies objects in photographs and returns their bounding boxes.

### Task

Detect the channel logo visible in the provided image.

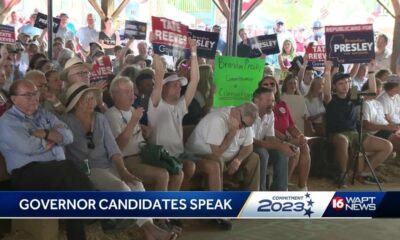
[331,196,376,212]
[331,196,345,211]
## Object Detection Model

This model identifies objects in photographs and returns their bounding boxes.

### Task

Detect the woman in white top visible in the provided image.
[304,77,326,136]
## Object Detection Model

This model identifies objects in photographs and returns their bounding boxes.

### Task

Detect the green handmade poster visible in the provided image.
[214,56,264,107]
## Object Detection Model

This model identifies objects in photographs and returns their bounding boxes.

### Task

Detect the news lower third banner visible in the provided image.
[1,191,400,218]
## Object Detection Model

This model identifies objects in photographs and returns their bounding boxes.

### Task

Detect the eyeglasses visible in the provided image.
[86,131,95,149]
[16,91,40,98]
[240,113,251,128]
[69,71,90,77]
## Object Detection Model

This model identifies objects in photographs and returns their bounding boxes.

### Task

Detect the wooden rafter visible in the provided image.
[0,0,21,24]
[216,0,231,19]
[240,0,263,22]
[111,0,130,19]
[391,0,400,73]
[88,0,106,20]
[392,0,400,18]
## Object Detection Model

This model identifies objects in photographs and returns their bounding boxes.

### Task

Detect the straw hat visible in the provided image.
[60,56,91,82]
[64,82,99,112]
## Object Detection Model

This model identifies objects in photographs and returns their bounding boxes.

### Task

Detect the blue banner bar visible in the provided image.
[0,191,250,218]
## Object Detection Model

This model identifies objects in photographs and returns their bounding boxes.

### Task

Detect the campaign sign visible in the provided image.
[188,29,219,59]
[124,20,147,40]
[214,56,264,107]
[0,24,15,44]
[152,16,190,58]
[325,24,374,64]
[248,33,280,56]
[34,12,61,33]
[90,55,113,84]
[306,44,326,67]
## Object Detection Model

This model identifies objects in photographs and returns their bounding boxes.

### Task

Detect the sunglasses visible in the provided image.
[86,131,95,149]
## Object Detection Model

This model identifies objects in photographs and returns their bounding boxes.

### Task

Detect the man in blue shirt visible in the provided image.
[0,80,92,240]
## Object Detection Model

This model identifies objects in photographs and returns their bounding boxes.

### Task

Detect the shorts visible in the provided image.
[374,130,392,140]
[177,152,203,162]
[330,131,371,151]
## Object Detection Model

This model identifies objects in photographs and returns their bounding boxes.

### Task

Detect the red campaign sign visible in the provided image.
[90,55,113,84]
[306,45,326,62]
[0,24,16,44]
[152,16,189,49]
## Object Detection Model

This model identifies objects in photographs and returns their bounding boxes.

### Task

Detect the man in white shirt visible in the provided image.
[55,13,74,42]
[185,102,260,191]
[362,78,400,156]
[252,87,298,191]
[147,41,199,190]
[375,34,391,71]
[377,77,400,124]
[105,76,183,191]
[76,14,99,52]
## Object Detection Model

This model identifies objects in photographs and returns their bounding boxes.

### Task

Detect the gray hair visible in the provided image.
[109,76,133,99]
[119,65,140,83]
[57,48,74,68]
[238,102,259,120]
[124,54,136,65]
[25,70,45,82]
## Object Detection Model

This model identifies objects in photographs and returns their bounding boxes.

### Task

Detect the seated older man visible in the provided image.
[185,102,260,191]
[105,76,181,191]
[0,80,92,240]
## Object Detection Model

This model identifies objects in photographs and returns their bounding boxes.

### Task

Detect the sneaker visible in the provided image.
[356,175,382,185]
[215,219,232,231]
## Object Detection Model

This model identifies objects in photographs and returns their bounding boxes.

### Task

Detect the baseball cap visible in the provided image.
[332,72,351,84]
[313,20,322,29]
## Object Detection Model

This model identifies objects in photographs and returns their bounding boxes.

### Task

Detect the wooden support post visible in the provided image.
[391,0,400,73]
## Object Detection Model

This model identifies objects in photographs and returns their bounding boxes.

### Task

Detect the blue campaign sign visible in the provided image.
[248,33,280,56]
[124,20,147,40]
[34,12,61,33]
[0,191,250,218]
[188,29,219,59]
[325,24,375,64]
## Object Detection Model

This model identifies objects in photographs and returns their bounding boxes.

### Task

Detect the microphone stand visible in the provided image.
[342,96,383,191]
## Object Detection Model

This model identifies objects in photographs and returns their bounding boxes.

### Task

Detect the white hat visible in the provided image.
[162,74,188,86]
[64,82,99,112]
[60,57,91,82]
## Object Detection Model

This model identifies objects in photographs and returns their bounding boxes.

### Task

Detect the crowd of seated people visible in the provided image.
[0,10,400,240]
